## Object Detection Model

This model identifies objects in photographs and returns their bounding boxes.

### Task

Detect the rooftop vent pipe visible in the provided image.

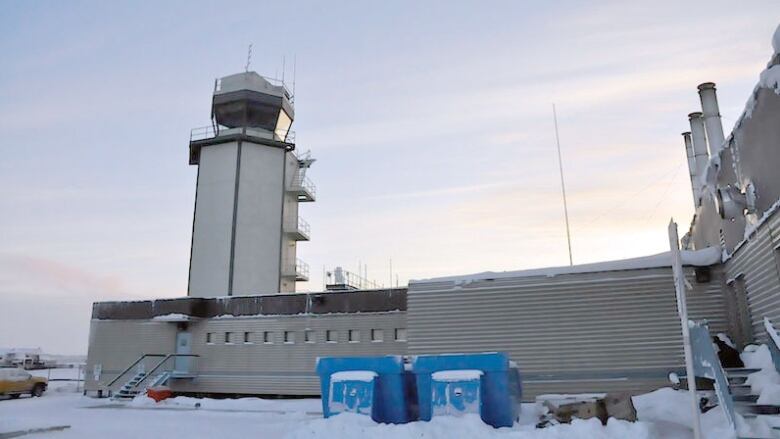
[688,112,709,205]
[682,131,700,204]
[698,83,726,157]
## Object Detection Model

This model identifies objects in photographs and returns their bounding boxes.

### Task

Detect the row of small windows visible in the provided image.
[205,328,407,345]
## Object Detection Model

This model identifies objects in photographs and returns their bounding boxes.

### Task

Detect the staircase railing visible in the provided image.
[689,320,737,431]
[106,353,199,389]
[764,317,780,374]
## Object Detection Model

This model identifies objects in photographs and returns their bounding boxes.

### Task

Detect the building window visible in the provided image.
[263,331,273,344]
[225,332,233,344]
[326,330,338,343]
[305,330,315,343]
[206,333,213,344]
[284,331,295,344]
[243,332,252,344]
[395,328,407,342]
[349,330,360,343]
[371,329,383,342]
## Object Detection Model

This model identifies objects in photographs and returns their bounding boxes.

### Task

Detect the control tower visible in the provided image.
[187,71,315,297]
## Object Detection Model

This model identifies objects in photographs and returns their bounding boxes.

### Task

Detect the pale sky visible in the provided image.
[1,1,779,354]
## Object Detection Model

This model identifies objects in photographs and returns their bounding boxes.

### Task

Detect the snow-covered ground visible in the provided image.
[0,365,748,439]
[9,357,780,438]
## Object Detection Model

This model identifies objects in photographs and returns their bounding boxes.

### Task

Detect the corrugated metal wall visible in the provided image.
[725,209,780,344]
[407,266,729,399]
[85,320,179,392]
[86,311,407,395]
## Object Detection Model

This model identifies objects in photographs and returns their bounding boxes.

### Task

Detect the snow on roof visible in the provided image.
[413,246,721,285]
[151,313,196,322]
[698,24,780,200]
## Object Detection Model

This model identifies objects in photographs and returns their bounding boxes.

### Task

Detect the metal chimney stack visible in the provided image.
[688,112,709,205]
[698,82,726,156]
[682,131,699,204]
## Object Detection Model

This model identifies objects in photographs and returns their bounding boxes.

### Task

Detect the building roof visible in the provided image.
[413,246,721,285]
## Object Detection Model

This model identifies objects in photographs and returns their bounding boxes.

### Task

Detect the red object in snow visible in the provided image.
[146,386,173,402]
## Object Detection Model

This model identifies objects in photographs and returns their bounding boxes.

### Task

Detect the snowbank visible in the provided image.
[282,412,653,439]
[128,395,322,413]
[415,247,721,284]
[742,344,780,405]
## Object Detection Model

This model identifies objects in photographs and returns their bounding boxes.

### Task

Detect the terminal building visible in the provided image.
[85,28,780,400]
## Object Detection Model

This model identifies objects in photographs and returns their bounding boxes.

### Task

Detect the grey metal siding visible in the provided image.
[85,311,406,396]
[407,266,729,399]
[85,320,178,392]
[725,209,780,343]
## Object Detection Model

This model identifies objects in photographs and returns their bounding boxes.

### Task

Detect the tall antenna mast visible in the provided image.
[244,43,253,72]
[553,103,573,266]
[292,55,297,100]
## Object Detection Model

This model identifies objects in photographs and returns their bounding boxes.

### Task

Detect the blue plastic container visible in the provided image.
[316,355,414,424]
[412,352,521,428]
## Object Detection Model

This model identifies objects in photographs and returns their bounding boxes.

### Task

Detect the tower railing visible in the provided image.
[297,217,311,238]
[285,216,311,241]
[291,174,317,200]
[296,258,310,281]
[190,125,295,144]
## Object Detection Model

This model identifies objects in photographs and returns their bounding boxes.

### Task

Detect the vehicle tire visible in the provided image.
[32,384,45,397]
[10,394,20,399]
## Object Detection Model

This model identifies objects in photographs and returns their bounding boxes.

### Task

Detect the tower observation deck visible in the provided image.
[187,72,315,297]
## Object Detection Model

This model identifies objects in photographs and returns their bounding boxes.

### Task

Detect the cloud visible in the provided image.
[0,253,129,300]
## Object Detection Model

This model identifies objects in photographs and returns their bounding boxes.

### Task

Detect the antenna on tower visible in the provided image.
[553,103,573,266]
[282,56,286,82]
[244,43,253,72]
[291,55,297,102]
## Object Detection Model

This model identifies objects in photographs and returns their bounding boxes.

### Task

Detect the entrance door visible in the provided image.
[174,332,192,375]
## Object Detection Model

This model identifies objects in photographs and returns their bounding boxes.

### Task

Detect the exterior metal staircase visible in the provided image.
[104,353,197,401]
[113,371,172,401]
[687,320,780,439]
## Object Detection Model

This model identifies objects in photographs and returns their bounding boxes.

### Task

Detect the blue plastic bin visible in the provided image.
[316,355,414,424]
[412,352,522,428]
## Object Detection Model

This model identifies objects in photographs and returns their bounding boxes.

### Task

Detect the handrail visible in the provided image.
[106,354,167,387]
[291,174,316,197]
[106,353,199,388]
[296,258,310,279]
[763,317,780,373]
[689,320,736,431]
[131,354,198,390]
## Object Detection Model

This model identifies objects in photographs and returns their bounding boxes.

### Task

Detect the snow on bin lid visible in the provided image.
[432,370,484,382]
[331,371,378,382]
